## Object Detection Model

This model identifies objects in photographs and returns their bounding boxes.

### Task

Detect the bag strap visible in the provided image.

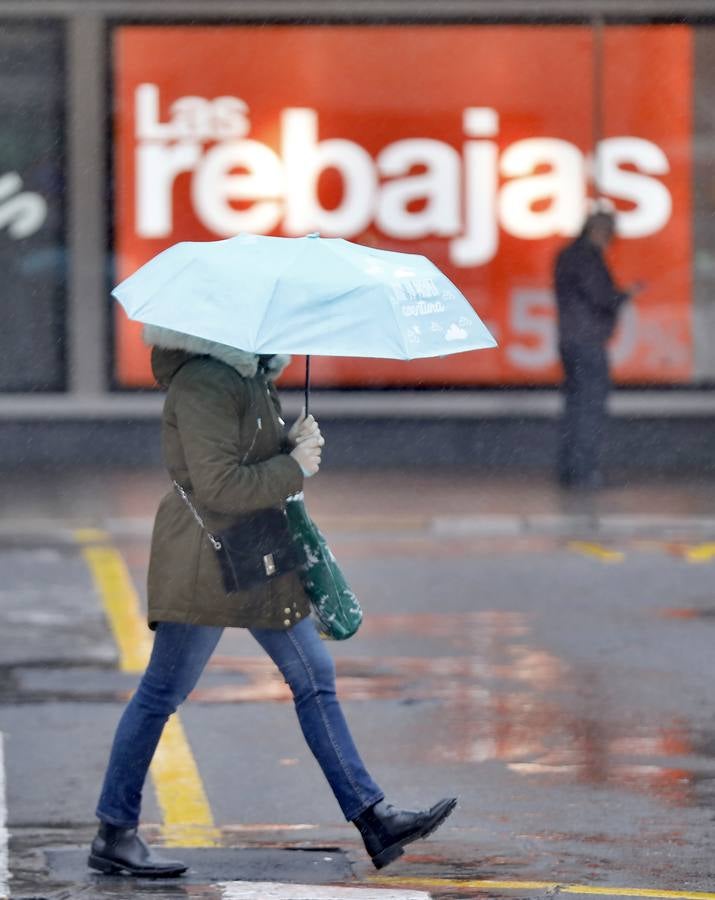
[173,481,222,550]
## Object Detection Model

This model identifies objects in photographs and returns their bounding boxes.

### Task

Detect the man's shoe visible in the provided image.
[88,822,188,877]
[352,797,457,869]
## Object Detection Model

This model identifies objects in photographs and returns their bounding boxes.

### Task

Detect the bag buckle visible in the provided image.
[263,553,276,576]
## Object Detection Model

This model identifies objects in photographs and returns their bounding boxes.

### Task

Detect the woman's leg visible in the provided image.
[96,622,223,827]
[250,617,384,821]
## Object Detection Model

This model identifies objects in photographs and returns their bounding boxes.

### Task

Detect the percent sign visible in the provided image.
[0,172,47,239]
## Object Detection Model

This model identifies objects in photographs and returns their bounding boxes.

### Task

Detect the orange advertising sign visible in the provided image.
[113,24,692,388]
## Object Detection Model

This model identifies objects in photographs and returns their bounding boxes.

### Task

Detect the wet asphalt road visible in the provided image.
[0,468,714,899]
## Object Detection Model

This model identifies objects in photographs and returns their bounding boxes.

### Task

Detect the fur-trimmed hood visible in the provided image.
[144,325,291,385]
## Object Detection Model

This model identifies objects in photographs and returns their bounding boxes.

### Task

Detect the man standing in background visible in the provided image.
[554,209,643,489]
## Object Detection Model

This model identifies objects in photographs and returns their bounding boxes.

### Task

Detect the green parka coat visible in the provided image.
[145,326,311,631]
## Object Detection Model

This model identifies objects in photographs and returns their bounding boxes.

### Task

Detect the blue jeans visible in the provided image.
[96,618,383,826]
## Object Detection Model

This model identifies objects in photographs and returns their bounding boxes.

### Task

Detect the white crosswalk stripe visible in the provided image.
[0,734,8,900]
[219,882,431,900]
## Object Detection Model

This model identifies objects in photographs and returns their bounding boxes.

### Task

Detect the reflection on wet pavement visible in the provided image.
[194,611,708,811]
[660,606,715,619]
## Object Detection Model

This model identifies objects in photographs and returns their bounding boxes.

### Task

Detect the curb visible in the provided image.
[430,514,715,538]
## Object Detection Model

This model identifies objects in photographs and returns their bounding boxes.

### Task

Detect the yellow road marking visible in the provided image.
[569,541,625,562]
[372,877,715,900]
[76,530,220,847]
[77,531,152,673]
[74,527,113,545]
[151,715,220,846]
[684,543,715,563]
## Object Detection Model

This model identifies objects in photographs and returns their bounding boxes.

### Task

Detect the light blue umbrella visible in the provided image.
[113,233,497,409]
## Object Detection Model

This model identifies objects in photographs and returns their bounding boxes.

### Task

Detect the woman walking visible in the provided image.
[89,326,456,877]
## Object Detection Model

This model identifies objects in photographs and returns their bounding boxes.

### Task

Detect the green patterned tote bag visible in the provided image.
[285,493,363,640]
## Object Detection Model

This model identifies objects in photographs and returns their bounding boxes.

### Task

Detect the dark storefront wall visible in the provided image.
[0,2,713,472]
[0,20,66,391]
[0,5,712,396]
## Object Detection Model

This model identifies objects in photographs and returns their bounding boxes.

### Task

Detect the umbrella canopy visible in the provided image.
[113,233,497,361]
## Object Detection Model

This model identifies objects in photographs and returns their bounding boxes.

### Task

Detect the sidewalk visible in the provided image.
[309,470,715,538]
[0,468,712,539]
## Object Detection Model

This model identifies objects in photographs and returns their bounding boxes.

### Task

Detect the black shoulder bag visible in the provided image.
[173,481,305,593]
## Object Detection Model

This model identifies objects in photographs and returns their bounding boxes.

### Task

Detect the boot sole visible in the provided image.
[371,797,458,870]
[88,853,188,878]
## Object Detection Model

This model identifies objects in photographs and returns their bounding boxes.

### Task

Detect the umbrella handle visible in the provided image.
[304,355,311,418]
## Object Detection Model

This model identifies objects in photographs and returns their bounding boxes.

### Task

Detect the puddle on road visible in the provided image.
[659,606,715,620]
[198,610,714,809]
[7,608,711,818]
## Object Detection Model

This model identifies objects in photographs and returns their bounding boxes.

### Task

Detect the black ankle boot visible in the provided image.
[88,822,188,877]
[352,796,457,869]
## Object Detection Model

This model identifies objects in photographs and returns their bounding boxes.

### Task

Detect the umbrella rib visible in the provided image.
[320,241,410,359]
[251,242,304,352]
[120,258,196,319]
